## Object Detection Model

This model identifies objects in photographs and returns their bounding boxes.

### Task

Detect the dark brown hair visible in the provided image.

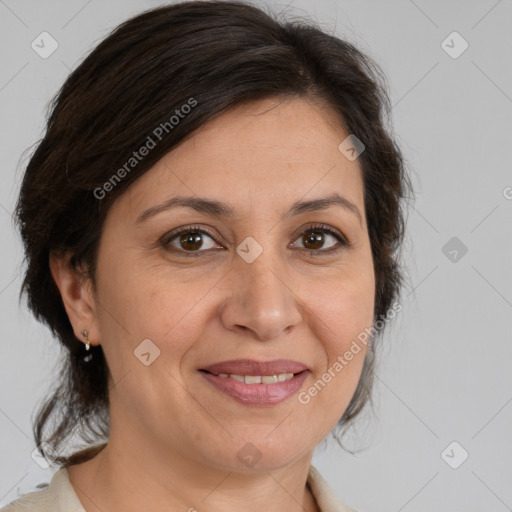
[15,0,411,466]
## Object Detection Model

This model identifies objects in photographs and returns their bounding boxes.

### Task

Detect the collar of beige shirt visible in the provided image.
[1,465,356,512]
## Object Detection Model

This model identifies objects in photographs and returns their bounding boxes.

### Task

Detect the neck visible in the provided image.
[67,437,320,512]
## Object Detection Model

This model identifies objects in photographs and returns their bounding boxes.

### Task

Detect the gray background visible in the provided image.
[1,1,511,510]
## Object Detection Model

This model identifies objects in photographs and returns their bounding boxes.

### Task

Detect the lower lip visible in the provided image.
[200,371,310,406]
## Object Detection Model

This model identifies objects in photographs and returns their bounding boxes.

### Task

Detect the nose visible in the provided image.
[220,247,304,342]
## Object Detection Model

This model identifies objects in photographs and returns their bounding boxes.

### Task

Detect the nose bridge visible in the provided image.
[241,239,284,300]
[221,232,303,340]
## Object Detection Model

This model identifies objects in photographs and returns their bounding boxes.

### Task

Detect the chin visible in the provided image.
[202,433,315,473]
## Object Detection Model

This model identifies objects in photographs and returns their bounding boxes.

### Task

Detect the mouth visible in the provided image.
[198,359,310,406]
[199,369,305,384]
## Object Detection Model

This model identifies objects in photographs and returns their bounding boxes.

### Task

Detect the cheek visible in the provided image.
[297,261,375,415]
[93,267,207,420]
[92,257,193,378]
[100,276,194,341]
[305,263,375,353]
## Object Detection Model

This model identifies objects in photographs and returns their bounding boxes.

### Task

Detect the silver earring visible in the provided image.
[81,330,91,351]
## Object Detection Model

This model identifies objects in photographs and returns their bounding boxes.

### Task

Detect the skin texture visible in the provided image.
[50,96,376,512]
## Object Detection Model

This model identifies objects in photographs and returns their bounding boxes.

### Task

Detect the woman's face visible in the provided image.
[88,96,375,471]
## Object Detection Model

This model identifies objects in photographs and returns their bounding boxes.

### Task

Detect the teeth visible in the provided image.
[245,375,262,384]
[215,372,295,384]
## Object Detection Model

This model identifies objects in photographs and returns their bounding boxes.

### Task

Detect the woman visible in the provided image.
[2,1,410,511]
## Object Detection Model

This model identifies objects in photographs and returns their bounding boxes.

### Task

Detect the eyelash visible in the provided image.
[159,223,350,257]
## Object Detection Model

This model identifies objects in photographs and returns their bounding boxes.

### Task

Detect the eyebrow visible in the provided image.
[136,192,362,225]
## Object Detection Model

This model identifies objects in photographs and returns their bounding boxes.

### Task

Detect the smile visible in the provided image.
[209,372,295,384]
[199,367,310,406]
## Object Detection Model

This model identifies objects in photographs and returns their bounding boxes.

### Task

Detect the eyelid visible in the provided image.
[291,223,350,248]
[159,222,351,255]
[158,224,223,249]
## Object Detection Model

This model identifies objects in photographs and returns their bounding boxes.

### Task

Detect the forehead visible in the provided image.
[113,96,365,221]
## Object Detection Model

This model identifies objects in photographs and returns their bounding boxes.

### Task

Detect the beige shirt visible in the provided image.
[1,465,356,512]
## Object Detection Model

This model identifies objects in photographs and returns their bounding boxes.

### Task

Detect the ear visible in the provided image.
[49,250,99,347]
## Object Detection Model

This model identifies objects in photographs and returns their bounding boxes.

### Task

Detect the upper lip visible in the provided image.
[200,359,309,376]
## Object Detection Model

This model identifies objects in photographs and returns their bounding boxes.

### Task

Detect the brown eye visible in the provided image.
[161,226,222,254]
[179,232,204,251]
[302,230,325,250]
[160,223,348,257]
[292,225,347,254]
